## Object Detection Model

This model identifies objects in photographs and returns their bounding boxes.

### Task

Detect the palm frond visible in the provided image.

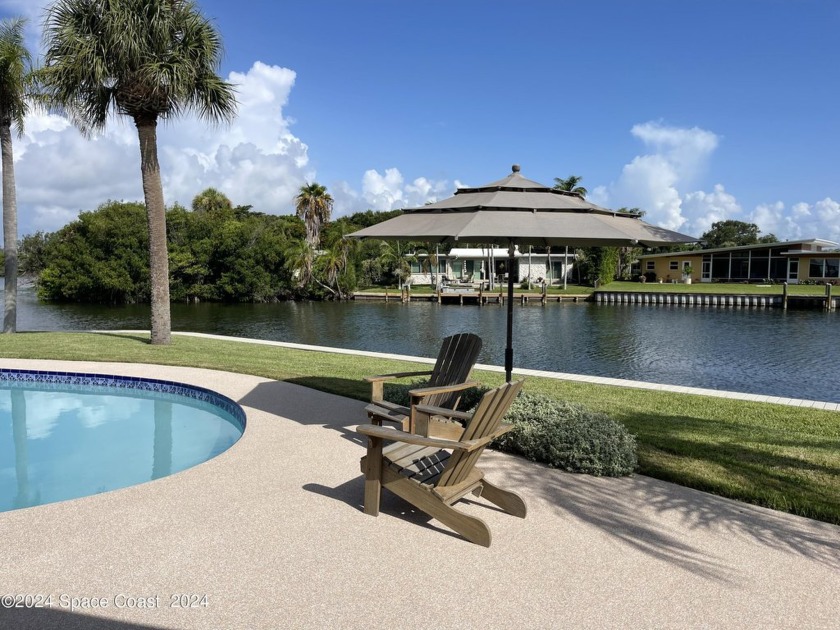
[0,17,35,135]
[41,0,237,131]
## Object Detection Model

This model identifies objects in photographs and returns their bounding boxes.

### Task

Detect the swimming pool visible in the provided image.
[0,369,245,513]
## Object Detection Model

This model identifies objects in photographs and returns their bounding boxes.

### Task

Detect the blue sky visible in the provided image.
[2,0,839,241]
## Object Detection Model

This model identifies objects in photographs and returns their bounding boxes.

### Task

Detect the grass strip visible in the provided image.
[2,331,838,524]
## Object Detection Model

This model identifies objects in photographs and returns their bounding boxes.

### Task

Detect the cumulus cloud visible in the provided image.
[600,121,721,231]
[593,121,839,242]
[6,53,446,236]
[750,198,840,243]
[333,168,451,214]
[681,184,742,236]
[7,62,314,234]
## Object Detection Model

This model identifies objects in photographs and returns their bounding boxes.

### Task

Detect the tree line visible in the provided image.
[13,190,412,305]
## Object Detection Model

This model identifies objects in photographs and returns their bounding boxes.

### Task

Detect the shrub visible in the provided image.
[383,384,637,477]
[494,393,638,476]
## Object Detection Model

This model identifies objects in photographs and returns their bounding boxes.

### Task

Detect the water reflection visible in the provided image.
[8,285,840,402]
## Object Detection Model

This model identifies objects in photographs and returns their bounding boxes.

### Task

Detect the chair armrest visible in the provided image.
[366,370,434,403]
[408,380,479,400]
[364,370,433,384]
[413,404,472,422]
[356,424,479,452]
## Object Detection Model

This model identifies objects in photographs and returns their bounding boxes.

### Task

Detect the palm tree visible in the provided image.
[41,0,237,345]
[295,183,333,248]
[0,18,34,334]
[553,175,588,198]
[377,241,411,289]
[284,237,314,288]
[192,187,232,214]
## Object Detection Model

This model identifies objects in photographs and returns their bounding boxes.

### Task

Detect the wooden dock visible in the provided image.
[352,289,589,305]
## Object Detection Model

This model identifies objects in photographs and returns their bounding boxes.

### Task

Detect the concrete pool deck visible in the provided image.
[2,358,839,630]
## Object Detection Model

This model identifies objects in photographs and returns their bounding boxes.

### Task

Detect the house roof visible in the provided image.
[637,238,840,259]
[411,247,575,259]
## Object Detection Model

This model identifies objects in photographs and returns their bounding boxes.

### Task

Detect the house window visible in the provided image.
[646,261,655,271]
[669,261,679,270]
[809,258,825,278]
[826,259,840,278]
[409,260,421,273]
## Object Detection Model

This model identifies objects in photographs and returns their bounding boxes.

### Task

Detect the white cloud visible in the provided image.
[361,168,406,211]
[7,62,314,235]
[750,198,840,243]
[682,184,742,236]
[331,168,451,215]
[600,121,721,231]
[6,55,447,237]
[630,122,718,187]
[614,153,685,230]
[595,121,839,242]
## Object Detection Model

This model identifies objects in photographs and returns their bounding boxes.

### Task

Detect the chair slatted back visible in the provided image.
[425,333,483,409]
[436,380,523,488]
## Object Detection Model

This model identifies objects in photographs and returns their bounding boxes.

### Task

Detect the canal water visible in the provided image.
[3,282,839,402]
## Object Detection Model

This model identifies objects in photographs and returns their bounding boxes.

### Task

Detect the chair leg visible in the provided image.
[363,437,383,516]
[385,477,492,547]
[480,479,527,518]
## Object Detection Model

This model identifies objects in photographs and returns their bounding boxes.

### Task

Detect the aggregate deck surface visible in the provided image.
[2,359,839,630]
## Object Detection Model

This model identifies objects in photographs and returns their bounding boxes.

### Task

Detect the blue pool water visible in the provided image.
[0,370,245,513]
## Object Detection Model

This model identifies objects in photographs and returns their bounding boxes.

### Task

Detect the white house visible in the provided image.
[407,246,575,287]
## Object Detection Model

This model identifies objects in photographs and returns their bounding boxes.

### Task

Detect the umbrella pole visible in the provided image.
[505,241,515,382]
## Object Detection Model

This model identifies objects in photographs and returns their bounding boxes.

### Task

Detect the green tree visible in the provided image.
[295,183,333,248]
[19,231,53,275]
[375,241,411,288]
[192,187,233,215]
[38,201,151,304]
[576,247,620,286]
[0,18,34,333]
[284,237,314,289]
[41,0,237,344]
[701,220,777,248]
[553,174,588,197]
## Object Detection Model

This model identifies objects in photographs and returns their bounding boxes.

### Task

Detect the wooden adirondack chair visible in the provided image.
[357,380,527,547]
[364,332,482,434]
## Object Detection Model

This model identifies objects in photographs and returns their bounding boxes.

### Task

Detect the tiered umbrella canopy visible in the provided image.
[350,165,697,380]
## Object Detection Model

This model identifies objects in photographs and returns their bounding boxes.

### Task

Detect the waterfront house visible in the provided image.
[637,238,840,284]
[407,247,575,287]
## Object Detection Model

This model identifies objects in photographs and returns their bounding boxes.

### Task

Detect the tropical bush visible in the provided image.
[493,392,637,476]
[383,384,637,476]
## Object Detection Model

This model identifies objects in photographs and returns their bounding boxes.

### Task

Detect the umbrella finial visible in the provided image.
[511,164,521,173]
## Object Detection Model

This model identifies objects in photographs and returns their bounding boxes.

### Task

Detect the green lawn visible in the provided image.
[2,332,838,524]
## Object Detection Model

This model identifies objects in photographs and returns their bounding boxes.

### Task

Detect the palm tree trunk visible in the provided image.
[2,122,18,334]
[135,118,171,345]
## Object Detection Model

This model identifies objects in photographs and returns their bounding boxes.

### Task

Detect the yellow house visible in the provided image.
[637,238,840,284]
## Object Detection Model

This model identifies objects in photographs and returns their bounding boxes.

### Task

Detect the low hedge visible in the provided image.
[384,383,637,477]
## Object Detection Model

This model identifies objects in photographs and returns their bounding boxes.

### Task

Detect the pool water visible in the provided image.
[0,371,245,513]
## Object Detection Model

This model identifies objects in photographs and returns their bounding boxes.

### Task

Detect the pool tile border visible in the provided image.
[0,367,246,429]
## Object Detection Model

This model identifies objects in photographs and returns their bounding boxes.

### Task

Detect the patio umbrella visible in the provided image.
[349,165,697,381]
